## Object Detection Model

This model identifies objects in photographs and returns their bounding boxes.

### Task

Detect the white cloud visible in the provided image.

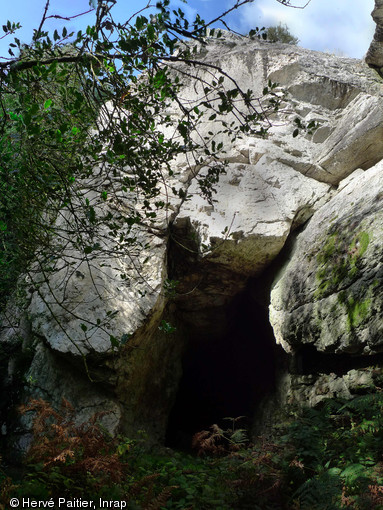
[233,0,375,58]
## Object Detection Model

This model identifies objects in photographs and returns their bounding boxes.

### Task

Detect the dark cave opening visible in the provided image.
[295,344,383,376]
[165,283,279,450]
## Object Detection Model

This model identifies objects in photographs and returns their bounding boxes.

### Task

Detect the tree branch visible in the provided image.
[34,0,51,41]
[45,9,95,23]
[276,0,312,8]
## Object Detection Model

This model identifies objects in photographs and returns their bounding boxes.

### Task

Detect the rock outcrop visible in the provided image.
[270,163,383,356]
[366,0,383,68]
[2,28,383,448]
[169,34,382,319]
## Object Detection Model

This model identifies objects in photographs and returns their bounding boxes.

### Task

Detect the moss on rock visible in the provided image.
[315,228,370,300]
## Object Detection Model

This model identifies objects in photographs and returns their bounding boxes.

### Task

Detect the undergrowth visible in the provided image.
[2,393,383,509]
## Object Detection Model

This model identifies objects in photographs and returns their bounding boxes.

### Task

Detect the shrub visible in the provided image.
[266,23,299,45]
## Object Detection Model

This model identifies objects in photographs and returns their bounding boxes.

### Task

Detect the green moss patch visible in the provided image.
[344,296,372,331]
[315,229,370,300]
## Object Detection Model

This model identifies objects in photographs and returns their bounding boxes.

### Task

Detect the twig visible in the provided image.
[45,9,95,22]
[34,0,51,41]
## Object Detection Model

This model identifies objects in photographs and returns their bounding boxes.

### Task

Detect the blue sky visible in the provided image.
[0,0,375,60]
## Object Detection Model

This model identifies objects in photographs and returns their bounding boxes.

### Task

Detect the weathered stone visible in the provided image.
[24,343,122,434]
[366,0,383,68]
[28,195,167,358]
[168,35,383,317]
[286,368,378,409]
[173,157,330,311]
[270,162,383,355]
[316,94,383,182]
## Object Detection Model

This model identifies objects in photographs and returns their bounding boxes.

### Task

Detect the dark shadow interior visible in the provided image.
[295,344,383,376]
[165,284,277,450]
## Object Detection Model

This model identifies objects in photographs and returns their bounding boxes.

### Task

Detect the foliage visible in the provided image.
[1,399,286,509]
[266,23,299,45]
[19,399,126,494]
[191,417,249,456]
[12,398,177,508]
[284,394,383,509]
[0,0,287,357]
[3,393,383,509]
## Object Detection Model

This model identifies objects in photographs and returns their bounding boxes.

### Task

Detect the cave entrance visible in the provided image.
[165,281,278,450]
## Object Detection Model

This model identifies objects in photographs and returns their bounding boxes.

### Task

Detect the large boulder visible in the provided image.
[270,163,383,355]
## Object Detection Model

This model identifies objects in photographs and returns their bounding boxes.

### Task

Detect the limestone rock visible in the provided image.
[24,343,122,434]
[315,94,383,182]
[174,158,329,286]
[270,162,383,355]
[287,368,378,409]
[366,0,383,68]
[28,173,168,358]
[170,34,382,313]
[28,234,166,357]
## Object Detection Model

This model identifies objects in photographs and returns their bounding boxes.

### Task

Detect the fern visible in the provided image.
[19,398,125,487]
[6,394,383,509]
[294,471,342,510]
[338,393,383,418]
[192,418,249,456]
[145,486,176,510]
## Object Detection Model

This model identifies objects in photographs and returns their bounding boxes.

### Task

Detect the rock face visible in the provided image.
[169,34,382,319]
[2,32,383,448]
[270,163,383,355]
[366,0,383,68]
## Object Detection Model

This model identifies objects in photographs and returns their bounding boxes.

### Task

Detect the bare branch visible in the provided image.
[276,0,312,8]
[45,9,95,23]
[34,0,51,41]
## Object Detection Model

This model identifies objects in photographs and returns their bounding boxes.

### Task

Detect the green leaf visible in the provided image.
[177,122,188,139]
[30,103,39,115]
[55,129,63,142]
[341,464,366,484]
[110,335,119,348]
[158,320,176,333]
[88,206,96,223]
[147,23,155,40]
[135,16,147,30]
